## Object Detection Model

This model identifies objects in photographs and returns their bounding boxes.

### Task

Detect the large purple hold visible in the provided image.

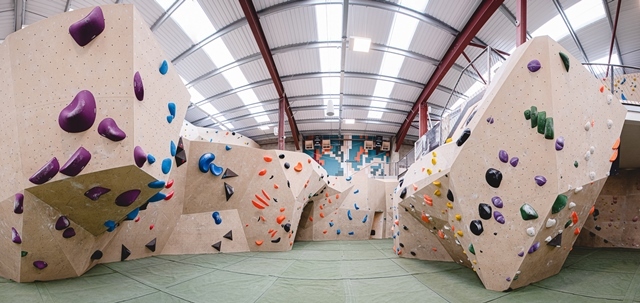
[63,228,76,239]
[84,186,111,201]
[509,157,519,167]
[115,189,141,207]
[11,227,21,244]
[555,136,565,151]
[134,146,147,168]
[498,150,509,163]
[58,90,97,133]
[69,6,105,46]
[527,59,541,72]
[528,241,541,254]
[33,261,48,269]
[134,71,144,101]
[98,118,126,141]
[60,147,92,176]
[55,216,70,230]
[491,196,503,208]
[29,157,60,185]
[493,211,505,224]
[534,175,547,186]
[14,193,23,214]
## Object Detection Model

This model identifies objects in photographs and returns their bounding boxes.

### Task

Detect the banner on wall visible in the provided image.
[414,122,441,162]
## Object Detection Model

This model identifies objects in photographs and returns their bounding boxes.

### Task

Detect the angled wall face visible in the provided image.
[394,36,627,291]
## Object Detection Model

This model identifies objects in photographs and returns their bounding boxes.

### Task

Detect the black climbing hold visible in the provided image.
[269,175,274,179]
[283,223,291,233]
[447,190,454,202]
[90,250,103,260]
[145,238,157,252]
[224,182,234,201]
[284,162,290,169]
[559,52,570,72]
[139,201,149,211]
[223,230,233,240]
[221,168,238,179]
[399,187,407,199]
[398,179,404,187]
[470,220,484,236]
[21,251,27,257]
[547,233,562,247]
[121,245,131,261]
[271,237,281,243]
[485,168,503,188]
[403,225,408,231]
[175,137,187,167]
[287,181,290,188]
[478,203,492,220]
[410,251,416,256]
[279,154,285,159]
[212,241,222,251]
[231,132,236,136]
[399,243,404,248]
[595,225,601,231]
[593,209,600,217]
[456,128,471,146]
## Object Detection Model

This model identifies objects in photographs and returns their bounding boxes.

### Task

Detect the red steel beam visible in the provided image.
[462,51,487,84]
[395,0,505,151]
[418,101,428,137]
[278,97,285,150]
[516,0,527,46]
[606,0,622,77]
[468,42,511,57]
[239,0,300,150]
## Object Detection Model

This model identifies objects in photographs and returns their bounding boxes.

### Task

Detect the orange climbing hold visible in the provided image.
[134,217,140,222]
[309,216,313,222]
[432,248,437,252]
[599,86,604,93]
[438,230,445,239]
[573,227,580,235]
[262,189,271,200]
[610,150,619,162]
[264,155,272,162]
[319,205,324,210]
[336,194,340,199]
[328,198,332,204]
[270,230,278,238]
[252,200,265,209]
[424,195,433,206]
[255,194,267,204]
[274,184,279,189]
[325,192,329,197]
[413,184,418,191]
[394,220,399,226]
[323,230,327,234]
[276,215,286,224]
[319,212,325,218]
[255,240,264,246]
[260,216,266,222]
[571,211,578,225]
[294,162,303,172]
[421,211,430,223]
[589,206,595,216]
[307,158,311,164]
[258,169,267,176]
[612,137,620,149]
[280,207,285,212]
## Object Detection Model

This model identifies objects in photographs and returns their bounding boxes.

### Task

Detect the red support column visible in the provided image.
[278,97,285,150]
[516,0,527,46]
[419,101,428,138]
[606,0,622,77]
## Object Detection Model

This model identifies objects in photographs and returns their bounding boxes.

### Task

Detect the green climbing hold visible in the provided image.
[537,111,546,134]
[559,52,570,72]
[544,117,554,139]
[524,109,531,120]
[530,106,538,128]
[564,219,572,228]
[574,161,579,168]
[21,251,27,257]
[468,243,475,255]
[520,204,539,220]
[552,194,567,214]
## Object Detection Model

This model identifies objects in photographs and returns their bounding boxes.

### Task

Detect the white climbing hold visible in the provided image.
[584,122,591,131]
[569,202,576,209]
[574,186,583,193]
[545,236,553,243]
[589,171,596,180]
[589,146,595,154]
[607,94,613,105]
[607,119,613,129]
[526,227,536,237]
[546,218,556,228]
[606,172,610,177]
[585,151,591,161]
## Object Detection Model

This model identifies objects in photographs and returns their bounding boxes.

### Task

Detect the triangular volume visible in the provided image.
[121,245,131,261]
[212,241,222,252]
[139,201,150,211]
[547,233,563,247]
[224,183,234,201]
[223,230,233,241]
[175,150,187,167]
[176,137,185,153]
[221,168,238,179]
[145,238,157,252]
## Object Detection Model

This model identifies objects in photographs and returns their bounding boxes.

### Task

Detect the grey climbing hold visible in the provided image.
[212,241,222,251]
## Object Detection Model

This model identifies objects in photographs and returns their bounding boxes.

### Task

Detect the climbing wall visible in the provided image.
[0,5,190,282]
[393,36,627,291]
[576,169,640,248]
[601,73,640,102]
[180,121,260,148]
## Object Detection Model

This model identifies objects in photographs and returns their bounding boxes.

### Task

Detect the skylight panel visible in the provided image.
[592,53,621,65]
[315,4,342,41]
[199,103,218,115]
[217,115,228,122]
[222,66,249,88]
[532,0,605,42]
[387,13,419,50]
[379,53,404,78]
[373,80,394,98]
[202,38,235,68]
[248,105,265,114]
[188,86,204,103]
[169,0,215,43]
[154,0,173,10]
[237,89,260,105]
[367,111,383,119]
[224,122,234,129]
[319,48,341,72]
[259,125,270,130]
[322,77,341,95]
[371,100,387,108]
[399,0,429,12]
[344,119,355,124]
[255,115,270,123]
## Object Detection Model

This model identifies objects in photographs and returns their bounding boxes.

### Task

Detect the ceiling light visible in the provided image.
[254,115,270,123]
[259,125,270,130]
[368,111,383,119]
[351,37,371,52]
[344,119,355,124]
[223,123,234,129]
[326,99,335,116]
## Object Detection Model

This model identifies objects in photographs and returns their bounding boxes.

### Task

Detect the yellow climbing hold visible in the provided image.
[455,214,462,221]
[433,181,441,187]
[445,138,453,143]
[431,158,437,165]
[426,169,432,175]
[434,189,441,197]
[446,202,453,209]
[456,230,464,237]
[432,151,437,157]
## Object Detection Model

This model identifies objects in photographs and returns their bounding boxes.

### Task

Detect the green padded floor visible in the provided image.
[1,239,640,303]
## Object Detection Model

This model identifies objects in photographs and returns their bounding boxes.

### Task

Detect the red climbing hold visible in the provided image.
[264,156,273,162]
[262,189,271,200]
[166,179,174,188]
[149,224,154,230]
[258,169,267,176]
[252,200,265,209]
[164,191,174,200]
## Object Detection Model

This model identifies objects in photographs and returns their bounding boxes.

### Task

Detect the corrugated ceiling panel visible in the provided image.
[409,22,454,60]
[343,77,376,96]
[298,122,338,133]
[0,11,13,39]
[123,0,165,26]
[186,107,208,121]
[154,18,194,60]
[475,11,515,55]
[242,128,268,138]
[225,108,251,121]
[67,0,113,8]
[254,0,294,12]
[439,68,463,92]
[340,109,369,120]
[274,48,321,76]
[192,73,234,99]
[199,0,243,31]
[381,112,406,124]
[612,0,640,66]
[342,97,371,107]
[556,35,583,62]
[283,78,323,97]
[398,57,435,83]
[292,109,326,120]
[253,83,279,100]
[346,50,384,75]
[348,5,394,46]
[389,83,422,101]
[174,49,216,83]
[262,101,279,112]
[362,123,399,134]
[261,5,317,49]
[223,24,260,60]
[578,18,612,62]
[0,0,11,10]
[428,89,457,109]
[291,98,323,107]
[193,117,214,127]
[26,0,64,24]
[24,12,46,25]
[211,94,244,113]
[386,101,412,112]
[427,0,480,31]
[239,58,271,83]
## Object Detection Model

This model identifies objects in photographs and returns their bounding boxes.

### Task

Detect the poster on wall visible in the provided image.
[414,123,441,162]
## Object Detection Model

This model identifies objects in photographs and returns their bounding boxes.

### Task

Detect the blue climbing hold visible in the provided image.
[354,189,359,194]
[329,222,334,227]
[159,60,168,75]
[621,77,627,85]
[210,163,223,176]
[337,229,341,235]
[354,203,359,210]
[346,176,352,181]
[622,93,627,101]
[348,231,354,235]
[170,141,177,156]
[126,208,139,220]
[166,115,174,123]
[104,220,116,232]
[168,102,176,116]
[225,145,231,151]
[147,154,156,164]
[198,153,215,173]
[148,180,165,188]
[161,158,172,174]
[347,210,353,220]
[212,211,222,225]
[362,214,368,223]
[147,192,166,202]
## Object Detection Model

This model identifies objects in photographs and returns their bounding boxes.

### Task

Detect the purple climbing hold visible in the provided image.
[506,277,512,282]
[68,6,105,46]
[528,241,541,254]
[509,157,519,167]
[491,196,503,208]
[498,150,509,163]
[115,189,141,207]
[14,193,23,214]
[493,211,505,224]
[555,136,565,151]
[62,228,76,239]
[134,71,144,101]
[58,90,97,133]
[11,227,21,244]
[29,157,60,185]
[517,251,524,257]
[60,146,92,176]
[534,175,547,186]
[84,186,110,201]
[55,216,70,230]
[33,261,48,269]
[98,118,126,141]
[486,117,494,124]
[527,59,541,72]
[133,146,147,167]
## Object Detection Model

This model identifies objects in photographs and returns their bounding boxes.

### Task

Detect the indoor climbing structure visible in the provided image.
[393,36,627,291]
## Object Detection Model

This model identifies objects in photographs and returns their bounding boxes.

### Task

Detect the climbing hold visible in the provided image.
[571,211,578,225]
[11,227,22,243]
[544,117,554,139]
[470,220,484,236]
[337,229,341,235]
[584,121,591,131]
[574,161,579,168]
[491,196,503,208]
[210,163,223,176]
[29,157,60,185]
[223,230,233,240]
[546,218,557,228]
[224,183,234,201]
[431,158,437,165]
[167,115,174,123]
[509,157,519,167]
[524,109,531,120]
[59,90,98,133]
[121,245,131,261]
[147,154,156,164]
[348,231,355,236]
[60,146,92,177]
[264,155,272,162]
[258,169,267,176]
[294,162,303,172]
[90,250,103,260]
[559,52,570,72]
[147,192,165,203]
[607,119,613,129]
[329,222,335,227]
[212,212,222,225]
[528,241,540,254]
[161,158,172,174]
[354,189,360,194]
[346,176,352,181]
[447,190,454,202]
[62,228,76,239]
[145,238,157,252]
[485,168,503,188]
[13,193,23,214]
[115,189,141,207]
[455,214,461,221]
[255,240,264,246]
[221,168,238,179]
[456,128,471,146]
[174,137,187,167]
[170,141,177,156]
[125,208,139,220]
[276,215,286,224]
[282,223,291,233]
[55,216,70,230]
[362,214,368,223]
[104,220,117,232]
[400,187,407,199]
[347,210,353,220]
[530,106,538,128]
[134,71,144,101]
[555,136,564,151]
[589,171,596,180]
[98,118,126,142]
[494,211,505,224]
[33,261,48,270]
[527,59,541,72]
[520,204,539,220]
[537,111,546,134]
[468,243,476,255]
[498,150,509,163]
[526,227,536,237]
[478,203,492,220]
[148,180,165,188]
[133,146,147,168]
[198,153,215,173]
[68,6,105,46]
[534,175,547,186]
[552,194,567,214]
[547,233,562,247]
[164,191,174,200]
[354,203,359,210]
[159,60,169,75]
[487,117,494,124]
